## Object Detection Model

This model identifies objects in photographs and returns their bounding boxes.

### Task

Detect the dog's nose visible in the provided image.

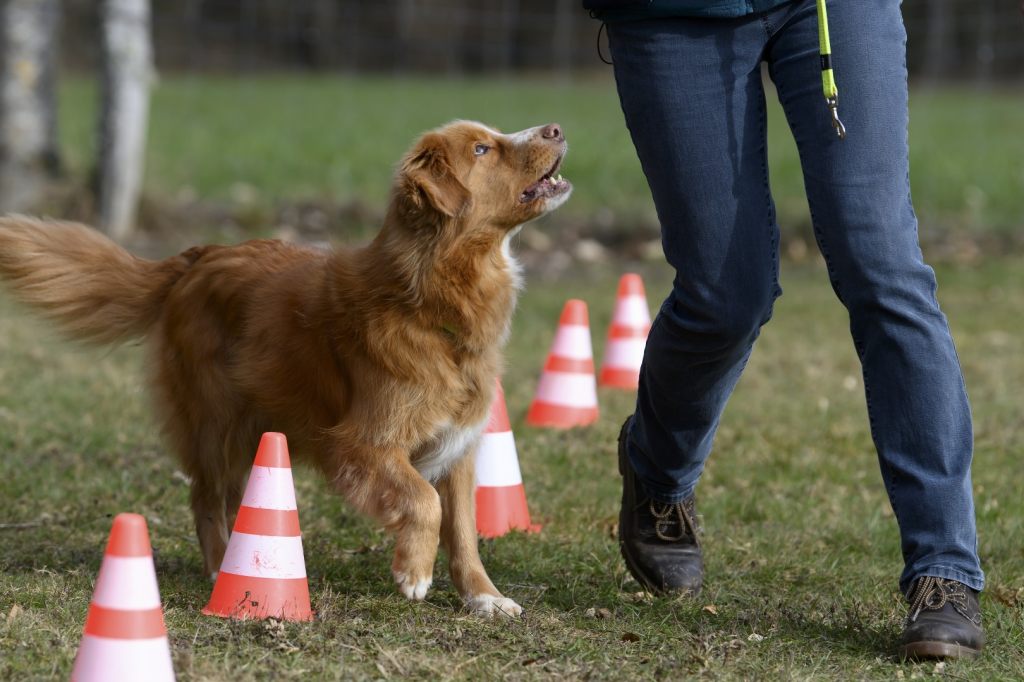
[540,123,563,142]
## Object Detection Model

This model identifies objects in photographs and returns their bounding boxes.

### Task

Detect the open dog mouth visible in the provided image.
[519,154,571,203]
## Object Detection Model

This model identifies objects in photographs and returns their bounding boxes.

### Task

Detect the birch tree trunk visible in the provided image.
[97,0,153,241]
[0,0,61,213]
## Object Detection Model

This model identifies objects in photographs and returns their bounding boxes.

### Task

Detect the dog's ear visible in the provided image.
[399,132,471,218]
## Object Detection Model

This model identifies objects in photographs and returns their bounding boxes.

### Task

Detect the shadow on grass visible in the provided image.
[770,604,898,660]
[506,538,901,663]
[0,526,121,574]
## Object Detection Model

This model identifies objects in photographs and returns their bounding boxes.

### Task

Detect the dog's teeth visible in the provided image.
[549,176,557,186]
[556,174,563,182]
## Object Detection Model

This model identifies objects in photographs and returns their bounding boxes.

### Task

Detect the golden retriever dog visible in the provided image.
[0,120,571,617]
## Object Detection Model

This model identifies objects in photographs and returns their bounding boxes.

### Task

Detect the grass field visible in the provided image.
[2,257,1023,680]
[3,73,1022,678]
[54,75,1024,238]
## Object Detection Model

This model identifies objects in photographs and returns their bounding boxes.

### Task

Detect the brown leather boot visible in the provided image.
[898,576,984,660]
[617,417,703,595]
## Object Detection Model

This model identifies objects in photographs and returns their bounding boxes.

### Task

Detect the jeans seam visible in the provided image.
[858,348,907,532]
[758,78,780,310]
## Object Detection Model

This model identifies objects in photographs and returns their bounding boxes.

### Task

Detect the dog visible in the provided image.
[0,120,571,617]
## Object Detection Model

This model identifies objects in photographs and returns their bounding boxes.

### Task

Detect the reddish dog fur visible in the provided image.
[0,120,571,616]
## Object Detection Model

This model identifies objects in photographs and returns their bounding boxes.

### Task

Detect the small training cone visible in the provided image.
[202,432,312,621]
[599,273,652,390]
[526,299,599,428]
[71,513,175,682]
[475,379,541,538]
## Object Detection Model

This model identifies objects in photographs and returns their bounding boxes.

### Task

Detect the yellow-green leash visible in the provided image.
[816,0,846,139]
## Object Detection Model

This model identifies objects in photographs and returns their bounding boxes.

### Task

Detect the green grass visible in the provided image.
[2,259,1023,680]
[55,75,1024,237]
[7,72,1024,678]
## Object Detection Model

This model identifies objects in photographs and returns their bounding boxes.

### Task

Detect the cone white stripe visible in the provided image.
[534,372,598,407]
[73,635,175,681]
[90,557,162,610]
[219,532,307,579]
[550,326,593,360]
[603,338,647,367]
[614,295,651,325]
[474,431,523,487]
[240,465,298,510]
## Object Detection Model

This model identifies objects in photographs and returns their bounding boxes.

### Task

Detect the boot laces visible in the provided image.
[648,499,700,544]
[907,576,978,625]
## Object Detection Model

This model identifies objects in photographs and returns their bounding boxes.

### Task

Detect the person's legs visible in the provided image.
[764,1,983,594]
[608,14,782,506]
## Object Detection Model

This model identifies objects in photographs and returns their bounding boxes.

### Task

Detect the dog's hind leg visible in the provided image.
[437,451,523,617]
[328,441,442,601]
[199,419,265,577]
[223,470,247,534]
[222,421,262,531]
[189,472,231,579]
[167,418,244,579]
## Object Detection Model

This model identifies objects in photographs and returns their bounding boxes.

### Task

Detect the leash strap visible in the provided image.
[816,0,846,139]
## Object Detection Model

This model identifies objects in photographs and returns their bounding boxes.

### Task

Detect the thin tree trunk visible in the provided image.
[97,0,153,241]
[0,0,61,212]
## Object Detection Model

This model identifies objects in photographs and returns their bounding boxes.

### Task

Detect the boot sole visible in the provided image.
[898,640,981,661]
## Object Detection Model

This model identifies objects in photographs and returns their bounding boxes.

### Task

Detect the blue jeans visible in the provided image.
[608,0,983,593]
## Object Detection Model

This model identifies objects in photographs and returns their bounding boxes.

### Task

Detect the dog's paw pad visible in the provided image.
[394,572,432,601]
[465,594,523,618]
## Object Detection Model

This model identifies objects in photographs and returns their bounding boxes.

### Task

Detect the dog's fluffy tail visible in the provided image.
[0,216,197,344]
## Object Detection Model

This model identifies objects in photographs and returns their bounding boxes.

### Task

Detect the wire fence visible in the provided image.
[56,0,1024,83]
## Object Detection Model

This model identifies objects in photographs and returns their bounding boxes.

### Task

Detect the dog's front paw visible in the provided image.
[394,570,433,601]
[465,594,523,618]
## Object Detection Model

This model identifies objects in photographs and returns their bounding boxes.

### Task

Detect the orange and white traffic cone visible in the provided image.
[599,273,652,390]
[202,432,313,622]
[475,379,540,538]
[526,299,599,428]
[71,513,175,682]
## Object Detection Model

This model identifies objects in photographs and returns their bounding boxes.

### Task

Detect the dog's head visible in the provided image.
[395,120,572,230]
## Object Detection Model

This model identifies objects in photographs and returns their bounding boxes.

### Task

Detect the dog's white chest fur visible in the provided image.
[414,418,488,482]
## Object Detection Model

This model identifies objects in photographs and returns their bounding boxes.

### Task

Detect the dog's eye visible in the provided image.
[473,143,490,156]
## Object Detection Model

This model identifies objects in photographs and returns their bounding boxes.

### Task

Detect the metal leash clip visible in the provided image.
[827,95,846,140]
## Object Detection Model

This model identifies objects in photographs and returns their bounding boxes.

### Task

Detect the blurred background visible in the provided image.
[1,0,1022,268]
[58,1,1024,77]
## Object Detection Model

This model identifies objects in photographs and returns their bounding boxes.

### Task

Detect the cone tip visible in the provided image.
[253,432,292,468]
[559,299,589,326]
[618,273,645,296]
[105,513,152,557]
